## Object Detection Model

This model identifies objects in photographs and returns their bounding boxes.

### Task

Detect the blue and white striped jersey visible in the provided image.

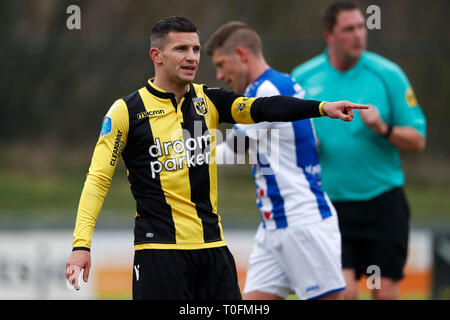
[236,68,335,229]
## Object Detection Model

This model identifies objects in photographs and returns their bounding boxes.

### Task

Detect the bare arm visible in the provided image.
[359,106,426,153]
[386,126,426,153]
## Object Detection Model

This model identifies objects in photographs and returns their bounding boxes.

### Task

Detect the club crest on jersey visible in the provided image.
[236,103,246,112]
[192,97,207,116]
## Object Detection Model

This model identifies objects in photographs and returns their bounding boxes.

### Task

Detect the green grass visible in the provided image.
[0,161,444,301]
[0,170,84,210]
[404,183,450,222]
[0,161,449,226]
[0,165,134,225]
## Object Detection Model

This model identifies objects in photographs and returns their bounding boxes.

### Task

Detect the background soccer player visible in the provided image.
[291,2,427,300]
[206,22,346,300]
[65,15,368,299]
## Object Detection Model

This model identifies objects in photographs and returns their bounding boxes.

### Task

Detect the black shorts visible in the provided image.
[333,187,410,281]
[132,246,242,300]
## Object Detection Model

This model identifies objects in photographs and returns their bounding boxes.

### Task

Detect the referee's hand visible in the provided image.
[322,101,369,122]
[65,250,91,290]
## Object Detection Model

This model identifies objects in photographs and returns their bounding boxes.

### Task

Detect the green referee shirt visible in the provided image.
[291,49,426,201]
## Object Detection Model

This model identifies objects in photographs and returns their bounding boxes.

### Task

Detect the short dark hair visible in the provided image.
[151,16,198,48]
[205,21,262,56]
[322,1,360,31]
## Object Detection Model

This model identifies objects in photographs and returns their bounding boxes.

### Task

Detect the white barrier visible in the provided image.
[0,228,432,299]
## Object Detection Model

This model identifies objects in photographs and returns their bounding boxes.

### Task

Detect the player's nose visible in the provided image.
[186,48,198,61]
[216,69,225,81]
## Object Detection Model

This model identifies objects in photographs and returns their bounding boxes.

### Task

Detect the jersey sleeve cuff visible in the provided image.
[72,247,91,252]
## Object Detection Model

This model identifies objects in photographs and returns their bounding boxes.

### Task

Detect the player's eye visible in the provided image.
[176,46,186,51]
[343,26,353,33]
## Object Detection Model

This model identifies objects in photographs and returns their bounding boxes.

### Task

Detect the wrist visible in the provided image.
[382,124,393,139]
[319,101,327,117]
[373,121,388,135]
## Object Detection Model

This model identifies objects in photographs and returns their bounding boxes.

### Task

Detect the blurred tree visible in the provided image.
[0,0,448,161]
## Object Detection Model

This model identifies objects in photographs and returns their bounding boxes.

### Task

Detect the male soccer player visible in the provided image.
[291,2,427,299]
[65,16,367,300]
[206,22,345,300]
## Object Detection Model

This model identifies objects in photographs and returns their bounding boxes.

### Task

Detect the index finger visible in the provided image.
[348,104,370,109]
[66,265,82,290]
[70,271,81,290]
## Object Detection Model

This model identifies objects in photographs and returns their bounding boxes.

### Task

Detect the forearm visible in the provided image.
[250,96,322,122]
[72,173,111,249]
[386,125,426,153]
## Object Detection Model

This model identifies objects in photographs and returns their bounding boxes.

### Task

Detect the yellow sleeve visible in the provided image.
[72,99,129,249]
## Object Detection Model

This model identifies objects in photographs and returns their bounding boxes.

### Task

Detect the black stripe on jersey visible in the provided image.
[121,91,176,245]
[182,86,221,243]
[203,85,242,123]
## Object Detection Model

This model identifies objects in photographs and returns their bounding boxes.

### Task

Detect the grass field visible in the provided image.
[0,142,448,226]
[0,161,449,227]
[0,153,446,301]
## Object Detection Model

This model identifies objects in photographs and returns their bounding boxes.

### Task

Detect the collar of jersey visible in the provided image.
[323,48,366,77]
[146,78,193,100]
[244,67,274,96]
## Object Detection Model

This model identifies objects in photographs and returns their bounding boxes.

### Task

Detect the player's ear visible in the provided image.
[150,47,162,64]
[235,46,248,63]
[323,29,332,45]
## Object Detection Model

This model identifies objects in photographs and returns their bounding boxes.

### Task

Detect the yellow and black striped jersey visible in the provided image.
[72,78,322,251]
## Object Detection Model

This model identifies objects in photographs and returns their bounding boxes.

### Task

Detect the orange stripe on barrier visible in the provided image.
[356,268,431,299]
[93,266,432,300]
[95,268,132,298]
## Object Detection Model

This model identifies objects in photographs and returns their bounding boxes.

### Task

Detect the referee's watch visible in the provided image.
[383,124,393,139]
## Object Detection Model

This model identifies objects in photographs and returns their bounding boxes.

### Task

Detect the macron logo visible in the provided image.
[137,109,165,119]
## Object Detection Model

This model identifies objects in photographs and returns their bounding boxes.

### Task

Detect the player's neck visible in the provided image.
[153,74,190,103]
[248,56,271,85]
[328,49,360,71]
